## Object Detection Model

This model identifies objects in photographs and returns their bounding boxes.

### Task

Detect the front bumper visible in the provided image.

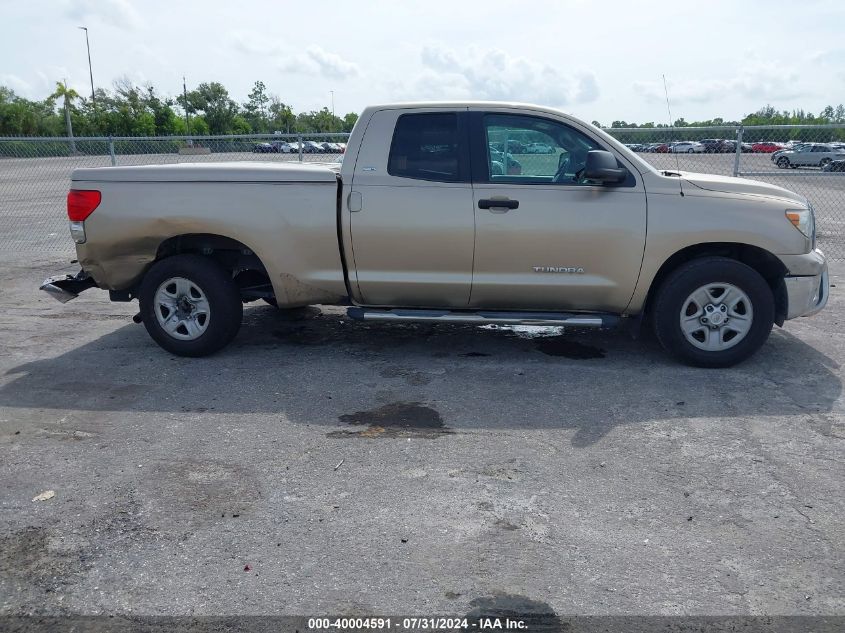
[782,250,829,320]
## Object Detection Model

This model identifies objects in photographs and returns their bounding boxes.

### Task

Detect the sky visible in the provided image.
[2,0,844,125]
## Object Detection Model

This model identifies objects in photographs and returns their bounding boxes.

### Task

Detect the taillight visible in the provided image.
[67,190,101,221]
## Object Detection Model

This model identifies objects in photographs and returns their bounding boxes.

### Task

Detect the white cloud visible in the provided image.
[63,0,142,29]
[280,47,360,80]
[228,32,359,81]
[401,44,599,107]
[0,74,33,96]
[633,61,805,105]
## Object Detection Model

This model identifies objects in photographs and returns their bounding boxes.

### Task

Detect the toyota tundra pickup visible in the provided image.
[41,102,828,367]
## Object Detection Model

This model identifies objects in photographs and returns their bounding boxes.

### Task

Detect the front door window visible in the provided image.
[483,114,603,185]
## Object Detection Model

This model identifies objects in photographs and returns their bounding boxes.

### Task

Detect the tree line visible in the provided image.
[595,103,845,129]
[2,78,844,138]
[0,79,358,137]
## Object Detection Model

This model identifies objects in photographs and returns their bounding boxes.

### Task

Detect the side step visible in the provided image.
[347,307,619,328]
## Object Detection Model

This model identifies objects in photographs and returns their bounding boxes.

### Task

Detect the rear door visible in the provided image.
[346,108,474,307]
[467,109,647,313]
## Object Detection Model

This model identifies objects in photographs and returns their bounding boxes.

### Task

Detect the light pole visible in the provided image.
[330,90,335,118]
[78,26,95,108]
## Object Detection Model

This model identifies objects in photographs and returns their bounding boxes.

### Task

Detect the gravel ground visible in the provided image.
[0,254,843,619]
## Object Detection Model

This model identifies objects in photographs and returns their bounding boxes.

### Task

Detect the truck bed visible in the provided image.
[71,161,340,183]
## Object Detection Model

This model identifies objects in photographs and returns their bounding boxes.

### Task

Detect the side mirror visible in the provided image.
[583,150,627,184]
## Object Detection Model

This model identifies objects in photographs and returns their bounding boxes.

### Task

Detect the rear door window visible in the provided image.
[388,113,467,182]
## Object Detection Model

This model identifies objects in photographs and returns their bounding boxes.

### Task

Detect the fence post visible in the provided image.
[732,125,743,177]
[298,135,303,162]
[108,136,116,166]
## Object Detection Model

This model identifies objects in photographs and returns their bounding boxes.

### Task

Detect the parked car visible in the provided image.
[41,101,827,367]
[774,143,845,169]
[252,142,278,153]
[669,141,704,154]
[653,143,670,153]
[526,143,555,154]
[772,143,809,160]
[700,139,727,153]
[822,159,845,172]
[712,140,752,154]
[302,141,325,153]
[751,141,784,153]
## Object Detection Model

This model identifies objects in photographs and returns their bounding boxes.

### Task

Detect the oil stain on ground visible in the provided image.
[465,593,560,631]
[535,337,605,359]
[328,401,452,439]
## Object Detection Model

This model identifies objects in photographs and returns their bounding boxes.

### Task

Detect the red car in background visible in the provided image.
[751,141,784,153]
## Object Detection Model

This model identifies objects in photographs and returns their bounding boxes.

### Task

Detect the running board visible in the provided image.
[347,307,618,328]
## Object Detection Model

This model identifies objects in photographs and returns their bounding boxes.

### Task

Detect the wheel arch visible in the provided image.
[112,233,276,303]
[155,233,275,301]
[641,242,788,327]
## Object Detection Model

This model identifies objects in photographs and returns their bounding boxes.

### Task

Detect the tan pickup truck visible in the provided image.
[42,102,828,367]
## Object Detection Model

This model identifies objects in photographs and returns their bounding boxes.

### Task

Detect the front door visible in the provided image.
[468,110,647,313]
[347,109,474,307]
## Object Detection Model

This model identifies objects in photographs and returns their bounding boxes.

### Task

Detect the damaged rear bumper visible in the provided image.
[40,271,98,303]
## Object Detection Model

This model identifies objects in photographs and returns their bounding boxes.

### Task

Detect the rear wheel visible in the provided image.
[687,148,694,153]
[652,257,774,368]
[820,158,832,168]
[139,255,243,357]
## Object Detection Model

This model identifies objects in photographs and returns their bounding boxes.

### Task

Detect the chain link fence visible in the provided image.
[1,126,843,260]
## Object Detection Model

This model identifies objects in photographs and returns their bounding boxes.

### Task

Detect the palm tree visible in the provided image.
[50,81,80,153]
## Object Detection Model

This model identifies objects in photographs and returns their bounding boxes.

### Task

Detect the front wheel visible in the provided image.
[652,257,774,368]
[776,157,789,168]
[139,255,243,357]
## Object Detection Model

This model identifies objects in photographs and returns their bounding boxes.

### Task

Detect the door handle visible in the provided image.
[478,198,519,211]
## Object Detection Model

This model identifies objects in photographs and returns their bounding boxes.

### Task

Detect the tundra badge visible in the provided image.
[533,266,585,274]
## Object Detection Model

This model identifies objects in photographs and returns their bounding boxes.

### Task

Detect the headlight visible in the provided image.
[785,206,815,244]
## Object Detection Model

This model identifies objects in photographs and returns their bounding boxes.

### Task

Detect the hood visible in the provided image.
[678,171,807,206]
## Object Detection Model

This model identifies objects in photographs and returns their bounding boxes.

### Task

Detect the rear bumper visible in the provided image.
[781,249,829,320]
[40,270,97,303]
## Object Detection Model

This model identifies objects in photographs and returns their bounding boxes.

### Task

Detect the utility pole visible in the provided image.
[62,79,76,154]
[330,90,335,118]
[77,27,95,108]
[182,76,191,136]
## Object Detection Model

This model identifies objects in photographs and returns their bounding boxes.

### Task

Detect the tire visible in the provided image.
[139,254,243,357]
[687,148,694,154]
[652,257,774,368]
[776,157,789,169]
[820,158,832,168]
